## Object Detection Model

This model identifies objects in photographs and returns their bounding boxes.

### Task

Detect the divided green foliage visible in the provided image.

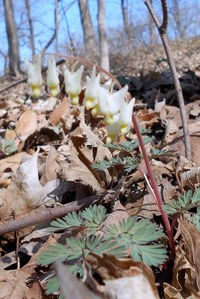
[0,137,18,155]
[105,137,152,153]
[163,188,200,231]
[92,138,152,172]
[151,147,173,159]
[104,217,167,267]
[38,204,167,296]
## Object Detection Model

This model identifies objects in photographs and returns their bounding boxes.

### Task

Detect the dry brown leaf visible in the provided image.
[137,110,160,127]
[49,96,70,126]
[55,260,101,299]
[40,146,60,185]
[0,262,42,299]
[164,219,200,298]
[0,151,57,226]
[58,140,104,195]
[180,167,200,189]
[16,109,48,142]
[88,253,160,299]
[0,152,28,177]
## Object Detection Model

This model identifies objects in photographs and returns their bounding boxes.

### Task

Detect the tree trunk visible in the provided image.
[148,0,156,45]
[98,0,110,72]
[172,0,184,39]
[78,0,98,56]
[25,0,35,57]
[3,0,20,76]
[121,0,130,42]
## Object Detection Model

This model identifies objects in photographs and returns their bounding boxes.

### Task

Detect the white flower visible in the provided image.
[119,97,135,134]
[47,58,59,97]
[85,66,100,110]
[106,113,120,143]
[99,85,128,125]
[63,65,84,105]
[25,55,43,98]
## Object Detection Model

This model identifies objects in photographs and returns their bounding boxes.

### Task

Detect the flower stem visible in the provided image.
[132,113,175,257]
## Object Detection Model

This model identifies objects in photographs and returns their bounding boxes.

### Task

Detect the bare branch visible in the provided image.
[0,193,106,236]
[145,0,191,160]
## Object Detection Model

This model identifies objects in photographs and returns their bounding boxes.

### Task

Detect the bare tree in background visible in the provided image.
[98,0,110,71]
[3,0,20,76]
[171,0,185,39]
[78,0,98,56]
[148,0,156,45]
[25,0,35,57]
[121,0,130,43]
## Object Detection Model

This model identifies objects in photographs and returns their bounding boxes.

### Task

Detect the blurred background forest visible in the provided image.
[1,0,200,78]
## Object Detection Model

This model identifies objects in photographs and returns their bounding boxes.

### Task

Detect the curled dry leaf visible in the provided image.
[0,264,42,299]
[55,260,100,299]
[88,253,160,299]
[58,140,104,194]
[180,167,200,189]
[164,219,200,298]
[39,146,60,186]
[0,151,58,228]
[16,110,48,142]
[137,110,160,128]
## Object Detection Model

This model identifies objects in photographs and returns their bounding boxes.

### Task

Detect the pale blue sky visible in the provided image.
[0,0,200,74]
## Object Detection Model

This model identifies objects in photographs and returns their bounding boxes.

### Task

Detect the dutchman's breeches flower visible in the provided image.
[99,85,129,125]
[47,58,59,97]
[25,55,43,99]
[64,65,84,105]
[106,113,121,143]
[119,97,135,134]
[85,66,100,111]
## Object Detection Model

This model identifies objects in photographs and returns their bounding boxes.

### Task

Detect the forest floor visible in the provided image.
[0,37,200,298]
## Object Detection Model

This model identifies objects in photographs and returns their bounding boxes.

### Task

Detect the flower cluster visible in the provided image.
[25,58,134,142]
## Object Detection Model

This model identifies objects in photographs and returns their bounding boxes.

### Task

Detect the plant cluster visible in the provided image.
[25,57,135,143]
[164,188,200,231]
[38,204,167,296]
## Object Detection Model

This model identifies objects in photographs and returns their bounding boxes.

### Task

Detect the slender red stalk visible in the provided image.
[132,113,175,257]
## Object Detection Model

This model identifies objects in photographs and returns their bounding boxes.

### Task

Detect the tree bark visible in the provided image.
[148,0,156,45]
[172,0,184,39]
[98,0,110,71]
[121,0,130,42]
[78,0,98,56]
[3,0,20,76]
[25,0,35,57]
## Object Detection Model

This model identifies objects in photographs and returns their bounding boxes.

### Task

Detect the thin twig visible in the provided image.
[132,113,175,257]
[144,0,191,160]
[45,52,122,89]
[0,193,106,236]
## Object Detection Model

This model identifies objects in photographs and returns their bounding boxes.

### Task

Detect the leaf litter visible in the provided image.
[0,53,200,298]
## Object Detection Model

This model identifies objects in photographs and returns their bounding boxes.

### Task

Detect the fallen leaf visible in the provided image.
[88,253,160,299]
[164,219,200,298]
[0,151,58,224]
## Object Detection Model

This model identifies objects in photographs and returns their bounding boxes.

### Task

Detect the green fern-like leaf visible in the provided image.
[164,189,200,215]
[82,204,107,234]
[104,216,167,266]
[123,156,138,173]
[105,138,152,153]
[38,243,72,265]
[151,147,173,159]
[50,210,83,232]
[38,205,168,297]
[45,277,60,296]
[131,244,167,267]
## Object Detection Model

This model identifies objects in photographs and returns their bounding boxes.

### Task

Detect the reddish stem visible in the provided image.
[132,113,175,257]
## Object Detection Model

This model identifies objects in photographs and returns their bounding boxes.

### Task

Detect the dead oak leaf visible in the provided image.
[58,140,104,194]
[164,219,200,298]
[88,253,160,299]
